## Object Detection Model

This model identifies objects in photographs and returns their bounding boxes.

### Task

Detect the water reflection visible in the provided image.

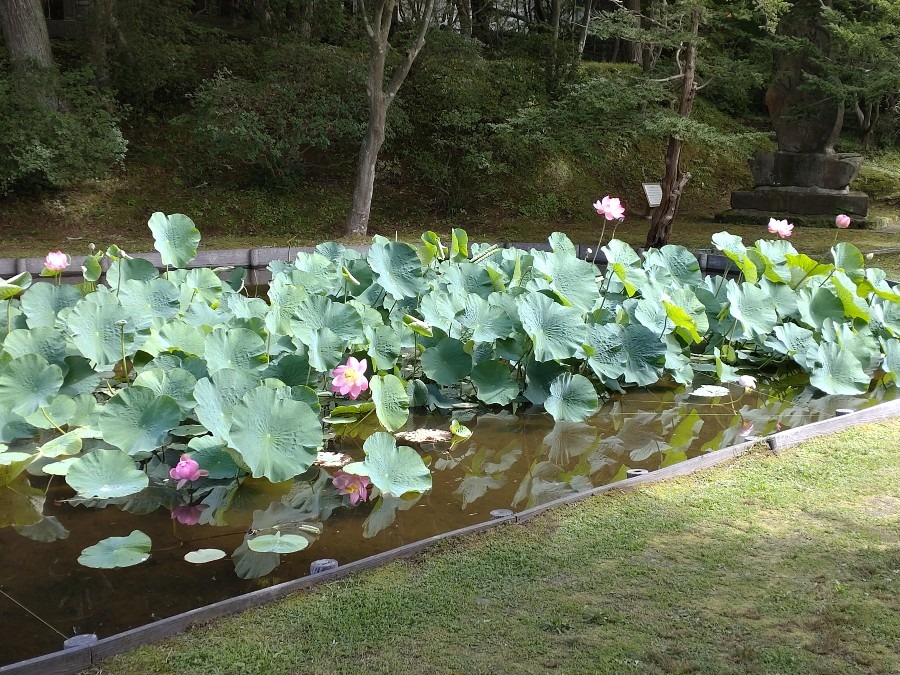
[0,382,894,665]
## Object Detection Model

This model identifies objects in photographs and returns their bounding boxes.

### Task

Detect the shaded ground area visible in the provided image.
[90,420,900,675]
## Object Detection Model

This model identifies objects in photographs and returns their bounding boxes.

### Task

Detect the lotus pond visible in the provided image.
[2,213,900,666]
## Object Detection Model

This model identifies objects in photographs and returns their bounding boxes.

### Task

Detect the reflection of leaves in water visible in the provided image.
[0,478,44,528]
[284,468,343,520]
[588,436,626,475]
[616,412,670,463]
[118,482,182,515]
[233,502,323,580]
[543,421,597,465]
[200,477,292,527]
[455,474,507,508]
[15,515,69,542]
[363,492,422,538]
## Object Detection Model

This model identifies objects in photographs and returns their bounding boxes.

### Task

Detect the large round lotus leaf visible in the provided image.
[769,323,817,370]
[524,358,568,405]
[799,287,845,330]
[247,531,310,554]
[620,324,666,386]
[14,515,69,543]
[344,432,432,496]
[370,374,409,432]
[459,294,514,343]
[229,386,322,482]
[0,408,35,443]
[829,271,869,322]
[517,292,587,362]
[584,323,627,381]
[471,360,520,406]
[78,530,152,569]
[193,369,259,440]
[443,262,494,299]
[655,245,702,285]
[292,252,341,295]
[810,342,870,395]
[291,296,363,343]
[68,290,135,367]
[532,252,599,313]
[368,241,428,300]
[106,257,159,286]
[302,326,344,373]
[266,353,314,387]
[99,387,183,456]
[204,327,267,375]
[148,212,200,267]
[20,282,81,328]
[712,232,758,284]
[42,457,81,476]
[174,268,223,307]
[133,368,197,414]
[2,327,67,365]
[266,280,309,335]
[365,325,401,371]
[421,338,472,386]
[0,272,31,300]
[184,549,227,564]
[634,298,669,336]
[66,449,148,498]
[118,278,180,329]
[726,282,777,338]
[545,373,598,422]
[420,289,463,330]
[831,242,865,281]
[0,452,35,487]
[0,353,63,417]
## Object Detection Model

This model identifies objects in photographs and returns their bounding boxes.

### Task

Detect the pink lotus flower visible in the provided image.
[835,214,851,229]
[43,251,70,272]
[331,357,369,400]
[332,470,371,505]
[593,196,625,221]
[767,218,793,238]
[169,454,209,489]
[171,503,207,526]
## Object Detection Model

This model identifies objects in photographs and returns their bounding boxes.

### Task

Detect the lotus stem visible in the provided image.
[40,407,66,435]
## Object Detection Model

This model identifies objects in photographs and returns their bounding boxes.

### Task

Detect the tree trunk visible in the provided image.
[855,98,880,150]
[87,0,126,87]
[644,8,700,249]
[624,0,641,64]
[456,0,472,36]
[0,0,54,69]
[546,0,560,96]
[575,0,594,61]
[344,0,435,236]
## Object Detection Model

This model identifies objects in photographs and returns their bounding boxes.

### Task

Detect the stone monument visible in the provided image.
[727,0,868,224]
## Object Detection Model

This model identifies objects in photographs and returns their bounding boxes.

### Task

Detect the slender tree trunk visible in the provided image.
[0,0,54,69]
[855,99,879,150]
[345,0,435,236]
[547,0,561,96]
[645,8,700,249]
[624,0,641,64]
[87,0,126,87]
[575,0,594,60]
[456,0,472,36]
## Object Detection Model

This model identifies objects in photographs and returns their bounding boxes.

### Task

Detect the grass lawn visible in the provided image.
[88,418,900,675]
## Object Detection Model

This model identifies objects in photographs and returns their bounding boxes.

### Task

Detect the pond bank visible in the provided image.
[87,417,900,675]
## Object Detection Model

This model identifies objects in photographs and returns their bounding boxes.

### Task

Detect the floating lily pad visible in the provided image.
[344,432,431,496]
[247,531,310,554]
[184,549,227,564]
[78,530,152,569]
[691,384,731,398]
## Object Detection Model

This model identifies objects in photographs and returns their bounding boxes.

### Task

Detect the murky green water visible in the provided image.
[0,382,893,666]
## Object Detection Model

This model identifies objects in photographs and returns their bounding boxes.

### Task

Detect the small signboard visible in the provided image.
[642,183,663,208]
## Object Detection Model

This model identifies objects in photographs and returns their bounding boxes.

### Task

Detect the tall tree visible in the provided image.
[0,0,54,69]
[345,0,435,235]
[645,7,700,248]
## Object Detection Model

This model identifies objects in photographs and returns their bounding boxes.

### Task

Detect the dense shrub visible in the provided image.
[390,30,541,211]
[177,41,368,186]
[0,64,127,195]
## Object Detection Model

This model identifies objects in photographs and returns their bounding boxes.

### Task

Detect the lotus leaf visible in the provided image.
[370,374,410,432]
[99,387,182,456]
[727,282,777,339]
[204,327,267,374]
[2,327,67,364]
[532,252,599,312]
[0,272,31,300]
[229,385,322,482]
[344,432,432,496]
[421,338,472,386]
[78,530,152,569]
[471,359,520,405]
[810,342,870,395]
[149,212,200,267]
[0,353,64,417]
[20,282,80,328]
[524,358,568,405]
[66,449,149,498]
[15,515,69,543]
[712,232,758,283]
[443,262,494,299]
[185,548,227,563]
[247,531,310,554]
[368,241,428,300]
[517,292,586,362]
[0,452,35,486]
[545,373,598,422]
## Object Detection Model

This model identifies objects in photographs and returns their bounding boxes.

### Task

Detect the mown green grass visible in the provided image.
[89,419,900,675]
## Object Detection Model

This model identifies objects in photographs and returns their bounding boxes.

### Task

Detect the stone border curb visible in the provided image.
[3,396,900,675]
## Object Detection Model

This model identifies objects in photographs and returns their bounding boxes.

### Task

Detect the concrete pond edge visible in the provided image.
[3,396,900,675]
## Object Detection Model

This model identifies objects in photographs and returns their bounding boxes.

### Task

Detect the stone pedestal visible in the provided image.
[727,149,868,221]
